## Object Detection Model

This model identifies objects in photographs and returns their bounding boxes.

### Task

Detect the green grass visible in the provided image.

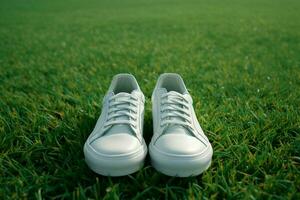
[0,0,300,199]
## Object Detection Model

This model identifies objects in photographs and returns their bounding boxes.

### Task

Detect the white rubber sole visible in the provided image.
[149,143,213,177]
[84,140,147,176]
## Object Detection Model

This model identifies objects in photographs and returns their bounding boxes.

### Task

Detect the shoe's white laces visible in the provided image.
[104,93,138,128]
[160,92,194,131]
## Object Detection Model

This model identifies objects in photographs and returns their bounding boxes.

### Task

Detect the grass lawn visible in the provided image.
[0,0,300,199]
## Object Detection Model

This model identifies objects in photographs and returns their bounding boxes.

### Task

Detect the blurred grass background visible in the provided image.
[0,0,299,199]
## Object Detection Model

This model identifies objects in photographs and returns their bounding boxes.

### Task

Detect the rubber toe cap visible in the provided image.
[90,134,140,155]
[155,134,207,156]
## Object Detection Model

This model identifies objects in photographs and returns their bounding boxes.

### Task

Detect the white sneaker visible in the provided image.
[149,73,213,177]
[84,74,147,176]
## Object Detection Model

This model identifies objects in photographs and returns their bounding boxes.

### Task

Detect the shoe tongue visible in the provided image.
[159,88,178,95]
[114,90,138,97]
[160,88,190,136]
[106,90,137,136]
[113,92,130,99]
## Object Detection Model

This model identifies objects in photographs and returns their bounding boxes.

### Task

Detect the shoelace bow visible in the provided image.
[160,92,194,132]
[104,94,138,129]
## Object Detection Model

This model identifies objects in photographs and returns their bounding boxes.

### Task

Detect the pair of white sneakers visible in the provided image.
[83,73,213,177]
